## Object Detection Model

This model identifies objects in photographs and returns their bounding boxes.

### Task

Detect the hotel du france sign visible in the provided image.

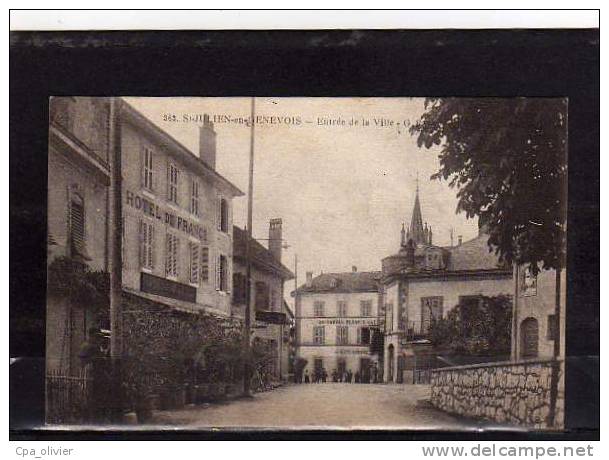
[125,190,206,241]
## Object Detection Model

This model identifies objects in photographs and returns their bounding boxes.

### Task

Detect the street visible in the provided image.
[147,383,480,430]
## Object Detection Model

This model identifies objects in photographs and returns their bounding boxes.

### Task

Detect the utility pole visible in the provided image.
[108,97,124,419]
[243,97,255,397]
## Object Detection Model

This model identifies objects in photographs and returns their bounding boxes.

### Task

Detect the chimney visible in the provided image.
[306,272,313,288]
[199,114,217,170]
[269,218,283,262]
[458,235,463,246]
[352,265,357,272]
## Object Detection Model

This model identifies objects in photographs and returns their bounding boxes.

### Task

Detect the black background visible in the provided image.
[10,28,599,440]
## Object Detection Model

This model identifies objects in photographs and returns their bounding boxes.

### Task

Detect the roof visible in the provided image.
[445,233,506,271]
[233,225,294,280]
[119,99,244,198]
[293,270,382,295]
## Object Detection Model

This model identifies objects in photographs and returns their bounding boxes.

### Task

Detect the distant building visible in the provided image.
[47,96,113,374]
[231,219,294,381]
[119,101,244,316]
[512,265,565,360]
[381,186,513,383]
[293,268,383,382]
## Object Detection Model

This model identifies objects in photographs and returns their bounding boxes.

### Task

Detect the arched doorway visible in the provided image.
[387,344,395,382]
[520,317,539,359]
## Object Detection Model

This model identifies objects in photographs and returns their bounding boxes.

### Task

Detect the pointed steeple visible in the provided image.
[409,179,426,245]
[400,223,406,247]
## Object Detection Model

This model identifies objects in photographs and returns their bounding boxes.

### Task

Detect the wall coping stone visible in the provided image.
[431,357,564,373]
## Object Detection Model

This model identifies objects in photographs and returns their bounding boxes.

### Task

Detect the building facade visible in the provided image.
[294,269,383,382]
[512,265,566,360]
[47,97,113,374]
[119,102,243,316]
[231,220,294,381]
[382,187,513,383]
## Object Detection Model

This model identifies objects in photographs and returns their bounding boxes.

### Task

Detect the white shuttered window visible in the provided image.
[165,233,179,277]
[139,220,155,269]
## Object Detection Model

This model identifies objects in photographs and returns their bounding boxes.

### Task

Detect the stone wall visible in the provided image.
[430,359,564,429]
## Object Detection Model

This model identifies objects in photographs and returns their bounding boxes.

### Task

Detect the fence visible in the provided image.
[46,367,91,425]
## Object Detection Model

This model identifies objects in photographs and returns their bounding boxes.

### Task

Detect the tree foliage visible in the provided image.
[429,295,512,356]
[410,98,567,273]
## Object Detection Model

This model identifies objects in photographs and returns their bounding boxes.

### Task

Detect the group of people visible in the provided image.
[299,366,380,384]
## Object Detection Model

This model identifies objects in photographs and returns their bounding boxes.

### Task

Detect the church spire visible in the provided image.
[409,179,426,245]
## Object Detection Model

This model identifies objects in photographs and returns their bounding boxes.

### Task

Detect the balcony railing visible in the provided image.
[404,320,433,341]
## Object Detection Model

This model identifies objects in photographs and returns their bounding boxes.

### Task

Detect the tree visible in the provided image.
[411,98,567,428]
[429,295,512,358]
[410,98,567,273]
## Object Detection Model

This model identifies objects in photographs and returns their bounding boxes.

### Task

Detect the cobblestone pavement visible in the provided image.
[147,383,480,430]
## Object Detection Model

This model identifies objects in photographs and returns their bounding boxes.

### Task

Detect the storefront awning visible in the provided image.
[255,310,288,325]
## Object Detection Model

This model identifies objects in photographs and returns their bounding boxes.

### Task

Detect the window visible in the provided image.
[69,193,88,259]
[139,220,155,269]
[255,281,270,310]
[521,266,538,297]
[547,314,558,341]
[233,272,247,304]
[421,296,444,332]
[313,301,325,317]
[360,300,373,317]
[165,233,179,277]
[358,327,371,345]
[217,197,229,233]
[216,254,229,292]
[200,246,210,283]
[190,179,200,216]
[168,163,179,204]
[337,301,347,317]
[189,242,199,284]
[336,326,349,345]
[142,147,154,191]
[313,326,325,345]
[270,289,277,310]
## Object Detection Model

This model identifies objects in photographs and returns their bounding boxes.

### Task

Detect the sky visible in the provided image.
[124,97,479,306]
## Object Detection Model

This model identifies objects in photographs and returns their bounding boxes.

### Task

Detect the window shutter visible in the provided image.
[216,196,221,230]
[200,246,209,283]
[149,224,155,268]
[357,327,362,345]
[226,258,231,293]
[165,234,171,276]
[139,220,146,267]
[215,253,221,290]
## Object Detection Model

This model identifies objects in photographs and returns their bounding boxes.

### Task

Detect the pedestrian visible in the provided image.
[348,370,353,383]
[354,371,360,383]
[79,327,110,424]
[304,369,310,383]
[332,369,338,383]
[322,368,328,383]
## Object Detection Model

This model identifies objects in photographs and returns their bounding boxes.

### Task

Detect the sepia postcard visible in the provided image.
[45,96,568,431]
